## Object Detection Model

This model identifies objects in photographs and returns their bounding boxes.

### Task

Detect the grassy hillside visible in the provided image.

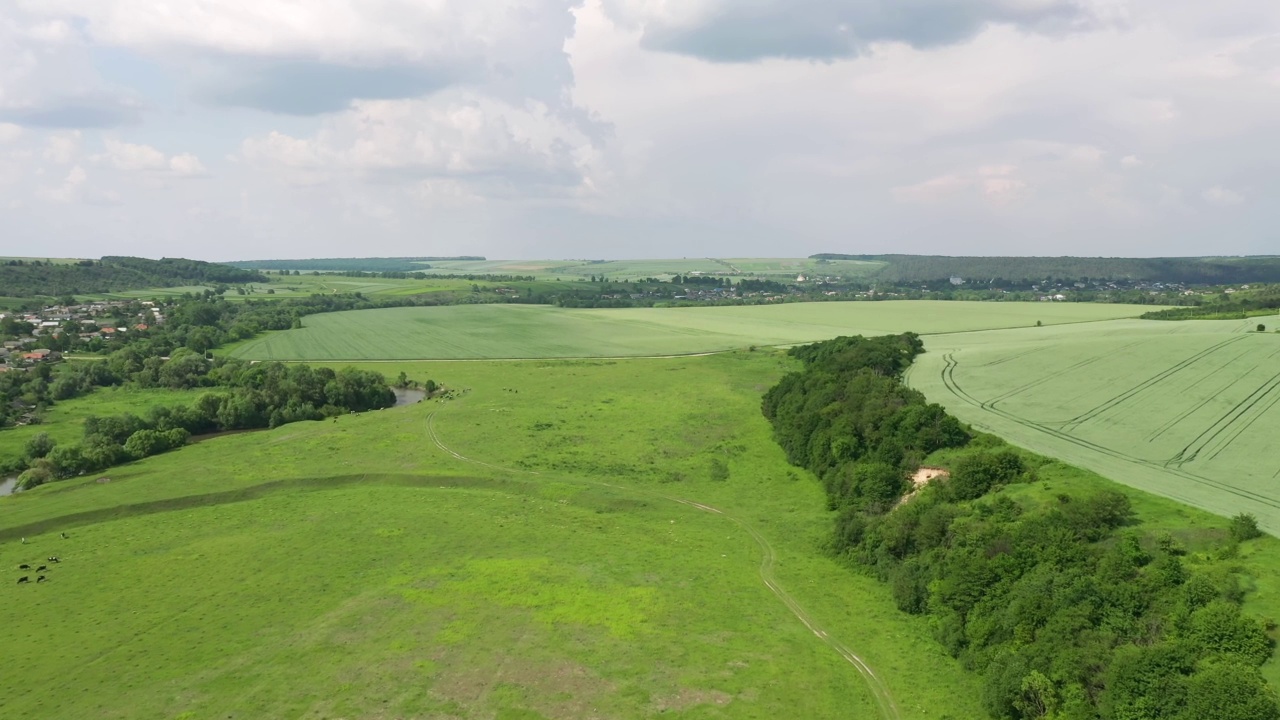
[907,313,1280,532]
[230,301,1154,361]
[0,352,986,719]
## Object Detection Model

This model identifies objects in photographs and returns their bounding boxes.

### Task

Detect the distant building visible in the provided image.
[950,276,964,286]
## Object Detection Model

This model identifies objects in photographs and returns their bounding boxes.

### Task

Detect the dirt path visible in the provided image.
[425,408,901,720]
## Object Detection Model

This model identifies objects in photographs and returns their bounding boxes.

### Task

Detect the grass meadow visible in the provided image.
[0,386,204,467]
[230,301,1154,361]
[907,313,1280,532]
[1,352,984,719]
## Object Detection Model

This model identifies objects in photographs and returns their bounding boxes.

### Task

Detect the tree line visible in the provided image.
[762,334,1278,719]
[12,358,396,489]
[0,256,265,298]
[812,254,1280,285]
[1141,285,1280,320]
[226,257,485,272]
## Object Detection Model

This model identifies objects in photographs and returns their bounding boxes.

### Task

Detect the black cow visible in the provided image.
[35,565,47,572]
[18,564,30,570]
[16,576,28,584]
[36,576,46,583]
[48,557,59,563]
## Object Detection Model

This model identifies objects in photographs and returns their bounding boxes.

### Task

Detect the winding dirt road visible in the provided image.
[425,409,901,720]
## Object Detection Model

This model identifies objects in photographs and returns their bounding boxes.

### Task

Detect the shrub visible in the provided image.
[1230,513,1264,542]
[23,432,55,460]
[17,465,52,490]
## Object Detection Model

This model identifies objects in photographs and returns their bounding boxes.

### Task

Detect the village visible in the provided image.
[0,299,165,370]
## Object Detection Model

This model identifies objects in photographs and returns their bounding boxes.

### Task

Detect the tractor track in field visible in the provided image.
[1144,345,1260,442]
[1167,367,1280,467]
[937,352,1280,512]
[980,340,1146,411]
[1059,335,1247,432]
[424,408,902,720]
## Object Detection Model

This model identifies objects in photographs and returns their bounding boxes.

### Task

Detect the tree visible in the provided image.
[1184,662,1280,720]
[1230,513,1263,542]
[1258,324,1267,332]
[24,432,55,460]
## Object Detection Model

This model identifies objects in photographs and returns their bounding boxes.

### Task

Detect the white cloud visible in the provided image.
[97,138,166,170]
[0,124,22,144]
[1121,154,1143,168]
[18,0,581,114]
[168,153,208,177]
[1202,185,1244,206]
[40,164,87,203]
[43,132,81,164]
[239,93,599,197]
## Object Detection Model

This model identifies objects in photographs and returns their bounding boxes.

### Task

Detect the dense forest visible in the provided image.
[0,257,265,297]
[763,334,1278,719]
[226,257,484,272]
[813,254,1280,285]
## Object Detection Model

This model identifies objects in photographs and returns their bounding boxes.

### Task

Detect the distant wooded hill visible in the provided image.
[226,257,485,272]
[812,254,1280,284]
[0,257,266,298]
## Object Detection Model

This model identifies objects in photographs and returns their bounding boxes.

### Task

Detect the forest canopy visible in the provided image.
[763,334,1278,720]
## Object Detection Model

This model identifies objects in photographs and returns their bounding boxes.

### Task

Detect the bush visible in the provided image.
[1230,513,1264,542]
[17,465,52,490]
[23,432,55,460]
[947,450,1025,501]
[1258,324,1267,332]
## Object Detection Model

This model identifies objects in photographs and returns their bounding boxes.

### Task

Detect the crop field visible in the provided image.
[230,301,1153,361]
[908,314,1280,531]
[1,352,988,719]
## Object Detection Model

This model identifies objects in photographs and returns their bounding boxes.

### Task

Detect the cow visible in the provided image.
[16,576,28,584]
[48,557,59,563]
[36,576,46,583]
[35,565,47,572]
[60,532,68,539]
[18,564,30,570]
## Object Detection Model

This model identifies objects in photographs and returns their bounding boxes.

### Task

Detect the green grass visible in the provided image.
[0,352,984,719]
[0,386,206,467]
[230,301,1155,361]
[906,312,1280,532]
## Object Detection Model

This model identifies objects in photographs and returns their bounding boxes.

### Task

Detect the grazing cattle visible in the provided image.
[35,565,46,572]
[47,557,59,563]
[18,564,30,570]
[60,532,68,539]
[36,576,46,583]
[16,576,28,584]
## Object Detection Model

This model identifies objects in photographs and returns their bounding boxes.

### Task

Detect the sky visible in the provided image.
[0,0,1277,262]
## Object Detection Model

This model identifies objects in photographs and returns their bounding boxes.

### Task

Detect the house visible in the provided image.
[134,324,149,331]
[950,276,965,286]
[22,350,60,361]
[100,327,117,335]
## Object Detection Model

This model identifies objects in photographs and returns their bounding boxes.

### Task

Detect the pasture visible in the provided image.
[230,301,1153,361]
[0,386,205,467]
[908,314,1280,532]
[0,352,986,719]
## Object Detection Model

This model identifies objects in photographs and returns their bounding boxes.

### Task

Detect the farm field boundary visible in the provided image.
[231,301,1156,361]
[908,314,1280,531]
